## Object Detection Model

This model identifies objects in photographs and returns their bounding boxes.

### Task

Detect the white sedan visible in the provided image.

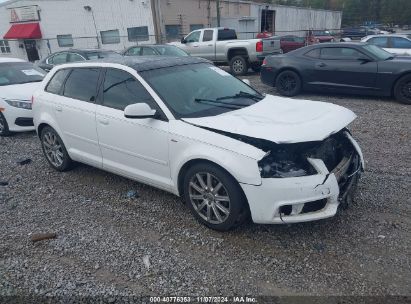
[361,34,411,56]
[33,57,364,231]
[0,57,45,136]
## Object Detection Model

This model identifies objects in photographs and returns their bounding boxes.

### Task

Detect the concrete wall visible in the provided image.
[0,0,156,60]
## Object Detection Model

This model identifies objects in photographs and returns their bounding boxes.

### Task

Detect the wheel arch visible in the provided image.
[391,72,411,96]
[227,48,249,62]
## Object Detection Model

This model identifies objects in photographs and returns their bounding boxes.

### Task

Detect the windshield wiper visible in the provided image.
[194,98,246,109]
[217,91,264,101]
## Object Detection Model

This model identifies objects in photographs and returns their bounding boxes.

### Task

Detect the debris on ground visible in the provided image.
[30,233,57,243]
[143,255,151,270]
[0,181,8,186]
[126,190,139,199]
[16,158,32,166]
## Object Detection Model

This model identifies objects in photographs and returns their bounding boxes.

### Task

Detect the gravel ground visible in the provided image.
[0,72,410,301]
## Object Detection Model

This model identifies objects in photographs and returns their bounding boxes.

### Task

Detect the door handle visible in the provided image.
[55,105,62,112]
[98,118,109,125]
[317,62,327,68]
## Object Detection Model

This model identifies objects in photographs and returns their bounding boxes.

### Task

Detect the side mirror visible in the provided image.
[242,79,251,85]
[124,103,157,119]
[181,37,186,44]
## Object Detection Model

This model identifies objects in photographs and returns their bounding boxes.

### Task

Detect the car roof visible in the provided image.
[363,34,411,39]
[310,42,368,48]
[0,57,26,63]
[57,56,210,72]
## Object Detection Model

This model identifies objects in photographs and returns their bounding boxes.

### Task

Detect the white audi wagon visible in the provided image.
[33,56,364,231]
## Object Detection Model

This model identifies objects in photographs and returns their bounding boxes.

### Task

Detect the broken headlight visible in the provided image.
[258,148,316,178]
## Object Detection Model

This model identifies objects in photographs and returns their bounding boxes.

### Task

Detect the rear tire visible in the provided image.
[0,112,11,137]
[229,56,249,76]
[183,162,249,231]
[40,126,73,171]
[275,70,302,97]
[394,74,411,104]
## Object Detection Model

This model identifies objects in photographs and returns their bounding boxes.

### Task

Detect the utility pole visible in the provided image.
[216,0,221,27]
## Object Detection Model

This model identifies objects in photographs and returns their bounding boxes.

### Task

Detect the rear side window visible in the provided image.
[217,29,237,41]
[45,69,70,95]
[391,37,411,48]
[320,47,364,60]
[368,37,389,48]
[63,68,100,102]
[102,68,156,111]
[304,48,320,58]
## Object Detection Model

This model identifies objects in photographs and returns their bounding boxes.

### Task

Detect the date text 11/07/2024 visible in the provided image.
[149,296,257,303]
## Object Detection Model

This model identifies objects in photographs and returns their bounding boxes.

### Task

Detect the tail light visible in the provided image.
[262,58,267,66]
[256,40,263,53]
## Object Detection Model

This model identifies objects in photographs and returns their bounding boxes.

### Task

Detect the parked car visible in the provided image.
[260,42,411,104]
[341,27,378,40]
[33,56,364,231]
[279,35,306,53]
[307,30,336,43]
[170,27,282,75]
[123,44,189,57]
[361,34,411,56]
[0,57,45,136]
[37,49,123,71]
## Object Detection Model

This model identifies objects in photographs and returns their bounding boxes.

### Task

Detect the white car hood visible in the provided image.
[0,82,40,101]
[183,95,356,144]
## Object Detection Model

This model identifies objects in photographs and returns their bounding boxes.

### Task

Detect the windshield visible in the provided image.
[140,63,262,118]
[86,51,122,60]
[0,62,45,86]
[154,46,189,56]
[363,44,393,60]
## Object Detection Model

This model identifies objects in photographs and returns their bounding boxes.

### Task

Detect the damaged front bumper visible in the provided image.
[241,135,363,224]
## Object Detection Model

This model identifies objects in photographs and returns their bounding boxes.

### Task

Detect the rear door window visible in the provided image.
[63,68,100,102]
[391,37,411,48]
[202,30,214,42]
[67,53,85,62]
[125,47,141,56]
[367,37,389,48]
[102,68,157,111]
[142,47,157,55]
[45,69,71,95]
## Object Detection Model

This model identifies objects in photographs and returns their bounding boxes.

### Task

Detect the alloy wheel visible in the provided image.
[232,59,244,74]
[188,172,231,225]
[42,131,64,167]
[279,74,297,92]
[400,81,411,101]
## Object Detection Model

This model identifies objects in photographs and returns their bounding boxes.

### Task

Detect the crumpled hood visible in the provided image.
[0,82,40,101]
[182,95,356,144]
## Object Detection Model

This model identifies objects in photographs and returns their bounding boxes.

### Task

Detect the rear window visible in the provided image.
[217,29,237,41]
[63,68,100,102]
[45,69,70,94]
[0,62,45,86]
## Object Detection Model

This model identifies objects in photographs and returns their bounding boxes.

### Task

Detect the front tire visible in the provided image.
[229,56,249,76]
[0,112,11,137]
[275,70,302,97]
[183,162,249,231]
[40,126,73,171]
[394,74,411,104]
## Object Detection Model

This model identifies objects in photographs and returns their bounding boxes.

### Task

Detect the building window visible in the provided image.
[127,26,149,42]
[57,35,74,47]
[0,40,11,53]
[190,24,203,31]
[165,25,180,41]
[100,30,120,44]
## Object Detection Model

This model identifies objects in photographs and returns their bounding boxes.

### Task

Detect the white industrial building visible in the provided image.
[0,0,156,61]
[0,0,342,61]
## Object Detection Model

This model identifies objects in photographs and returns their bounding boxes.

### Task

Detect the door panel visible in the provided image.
[311,47,378,90]
[95,68,171,189]
[54,68,102,167]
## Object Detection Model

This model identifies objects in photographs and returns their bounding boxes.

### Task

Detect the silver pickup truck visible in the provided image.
[170,28,282,75]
